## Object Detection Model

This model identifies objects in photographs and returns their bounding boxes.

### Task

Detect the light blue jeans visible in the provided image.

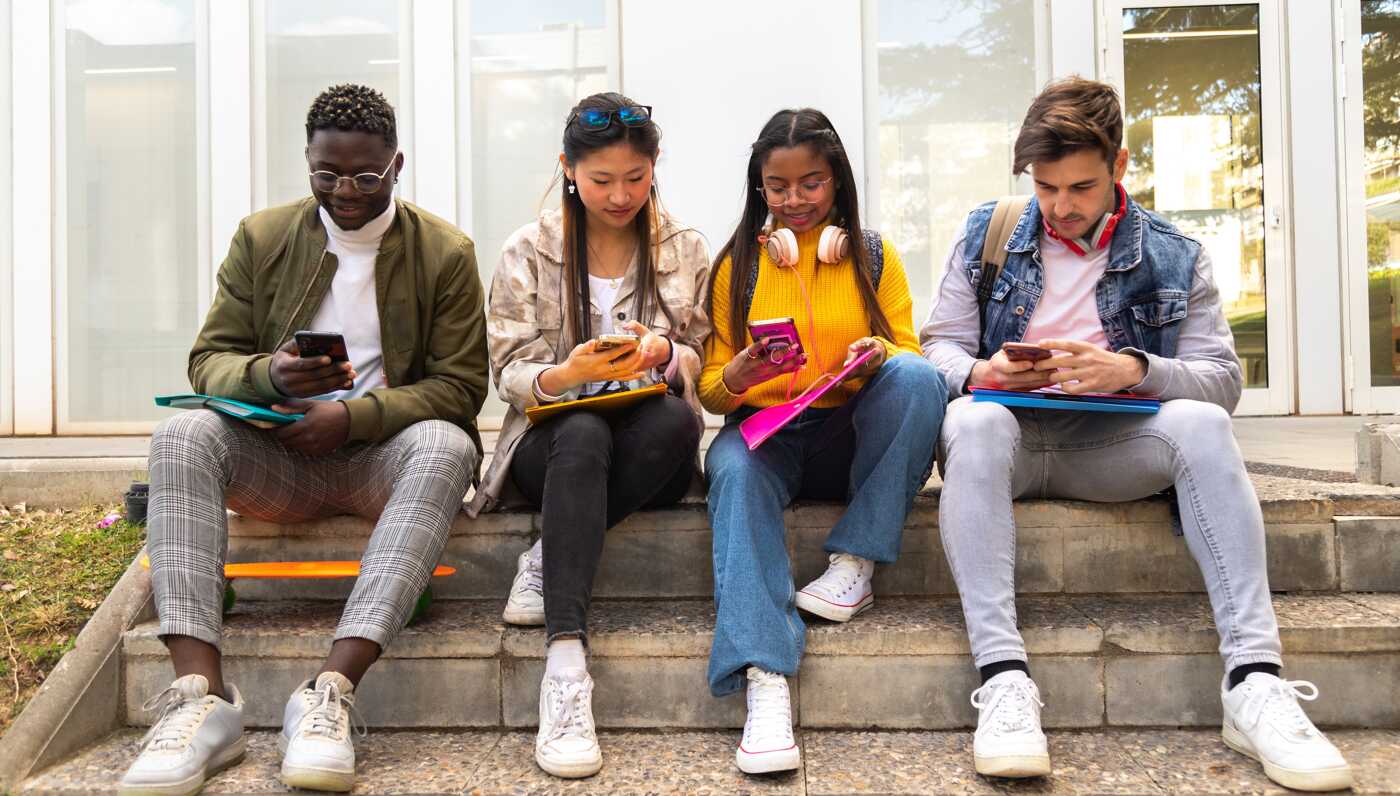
[704,355,947,696]
[937,396,1283,671]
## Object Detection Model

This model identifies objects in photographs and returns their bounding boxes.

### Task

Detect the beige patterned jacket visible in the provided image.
[467,208,711,516]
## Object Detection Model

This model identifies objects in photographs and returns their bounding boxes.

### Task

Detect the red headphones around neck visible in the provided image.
[1042,182,1127,257]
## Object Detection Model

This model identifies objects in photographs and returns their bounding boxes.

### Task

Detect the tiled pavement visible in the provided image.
[24,728,1400,795]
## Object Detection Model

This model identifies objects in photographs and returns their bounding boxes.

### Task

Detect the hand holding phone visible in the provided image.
[295,331,350,363]
[746,317,804,366]
[1001,341,1053,362]
[593,333,640,352]
[269,333,355,398]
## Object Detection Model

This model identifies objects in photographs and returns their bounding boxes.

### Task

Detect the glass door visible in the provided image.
[1345,0,1400,413]
[1102,0,1291,415]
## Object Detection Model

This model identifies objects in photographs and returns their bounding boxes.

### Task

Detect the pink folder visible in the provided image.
[739,347,880,450]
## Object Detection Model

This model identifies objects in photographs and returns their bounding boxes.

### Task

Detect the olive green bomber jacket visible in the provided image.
[189,197,488,458]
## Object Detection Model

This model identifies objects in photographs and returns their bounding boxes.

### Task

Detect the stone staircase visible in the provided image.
[20,471,1400,794]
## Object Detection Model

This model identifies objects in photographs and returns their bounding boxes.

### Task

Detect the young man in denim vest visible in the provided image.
[919,77,1351,792]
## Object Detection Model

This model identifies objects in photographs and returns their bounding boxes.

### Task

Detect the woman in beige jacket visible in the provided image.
[467,92,710,779]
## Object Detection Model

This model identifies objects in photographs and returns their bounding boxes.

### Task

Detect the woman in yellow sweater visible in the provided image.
[701,109,947,775]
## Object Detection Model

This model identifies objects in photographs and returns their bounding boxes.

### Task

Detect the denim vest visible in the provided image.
[960,195,1201,359]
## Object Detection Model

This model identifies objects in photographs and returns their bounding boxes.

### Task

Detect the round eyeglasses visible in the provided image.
[568,105,653,131]
[757,176,834,206]
[309,154,398,195]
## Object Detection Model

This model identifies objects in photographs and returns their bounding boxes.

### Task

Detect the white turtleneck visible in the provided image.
[308,201,395,401]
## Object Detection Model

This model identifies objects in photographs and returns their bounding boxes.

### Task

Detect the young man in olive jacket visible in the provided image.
[120,84,488,796]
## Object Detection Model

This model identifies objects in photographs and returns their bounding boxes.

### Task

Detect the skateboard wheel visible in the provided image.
[223,584,237,615]
[409,586,434,625]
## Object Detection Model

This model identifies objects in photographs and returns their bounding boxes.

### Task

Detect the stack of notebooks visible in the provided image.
[969,386,1160,414]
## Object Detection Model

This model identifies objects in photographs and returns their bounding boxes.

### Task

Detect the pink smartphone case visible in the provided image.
[738,347,880,450]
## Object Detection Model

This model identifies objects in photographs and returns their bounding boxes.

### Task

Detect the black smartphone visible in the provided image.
[294,330,350,363]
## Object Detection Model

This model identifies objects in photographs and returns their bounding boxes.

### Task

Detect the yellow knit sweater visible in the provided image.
[699,223,921,415]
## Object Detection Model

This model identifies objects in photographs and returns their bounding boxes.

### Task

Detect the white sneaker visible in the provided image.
[737,668,800,774]
[970,670,1051,778]
[279,672,363,792]
[796,553,874,622]
[536,667,603,778]
[118,674,246,796]
[503,549,545,625]
[1221,673,1353,792]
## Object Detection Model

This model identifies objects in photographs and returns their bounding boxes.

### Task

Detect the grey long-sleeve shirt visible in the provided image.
[918,219,1244,412]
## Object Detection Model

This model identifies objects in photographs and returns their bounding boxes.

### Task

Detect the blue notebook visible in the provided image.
[969,386,1160,414]
[155,394,304,428]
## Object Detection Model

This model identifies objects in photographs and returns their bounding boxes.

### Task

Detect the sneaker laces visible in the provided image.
[301,681,366,742]
[520,556,543,596]
[971,677,1043,734]
[1254,678,1321,738]
[542,676,595,746]
[813,554,867,596]
[745,671,793,744]
[139,687,209,752]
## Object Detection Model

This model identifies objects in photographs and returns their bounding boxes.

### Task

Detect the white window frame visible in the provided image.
[51,0,213,434]
[12,0,52,435]
[1101,0,1294,416]
[0,0,13,436]
[1340,0,1400,415]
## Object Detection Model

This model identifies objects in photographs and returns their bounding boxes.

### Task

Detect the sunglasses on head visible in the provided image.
[568,105,653,131]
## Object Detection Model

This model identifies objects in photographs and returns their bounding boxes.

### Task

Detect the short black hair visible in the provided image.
[305,83,397,149]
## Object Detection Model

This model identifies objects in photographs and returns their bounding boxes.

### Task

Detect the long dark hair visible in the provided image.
[559,92,674,343]
[710,108,894,348]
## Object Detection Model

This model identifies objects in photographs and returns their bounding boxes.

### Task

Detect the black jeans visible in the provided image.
[510,393,700,643]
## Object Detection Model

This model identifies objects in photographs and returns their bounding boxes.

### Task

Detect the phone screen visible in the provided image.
[294,331,350,363]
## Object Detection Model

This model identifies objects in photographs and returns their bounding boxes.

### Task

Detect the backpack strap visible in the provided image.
[977,196,1031,328]
[742,228,884,322]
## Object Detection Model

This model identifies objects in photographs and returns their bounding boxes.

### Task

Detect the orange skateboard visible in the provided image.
[139,555,455,623]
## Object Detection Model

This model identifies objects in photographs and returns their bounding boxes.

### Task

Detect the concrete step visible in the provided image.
[121,593,1400,731]
[23,726,1400,795]
[223,472,1400,602]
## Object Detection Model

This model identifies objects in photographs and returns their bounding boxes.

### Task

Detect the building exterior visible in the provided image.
[0,0,1394,435]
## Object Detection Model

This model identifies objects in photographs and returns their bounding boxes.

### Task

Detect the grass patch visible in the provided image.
[0,503,145,734]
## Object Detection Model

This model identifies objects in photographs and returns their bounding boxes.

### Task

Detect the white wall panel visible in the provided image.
[11,0,52,434]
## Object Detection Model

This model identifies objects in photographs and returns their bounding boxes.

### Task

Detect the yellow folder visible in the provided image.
[524,382,668,425]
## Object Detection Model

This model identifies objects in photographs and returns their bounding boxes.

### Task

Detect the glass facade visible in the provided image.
[873,0,1039,326]
[1362,1,1400,387]
[265,0,402,207]
[61,0,200,424]
[1121,5,1269,387]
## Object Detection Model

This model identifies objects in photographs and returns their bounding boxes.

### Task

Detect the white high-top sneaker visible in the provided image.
[536,667,603,778]
[503,548,545,626]
[796,553,875,622]
[118,674,246,796]
[1221,673,1353,792]
[279,672,363,792]
[969,670,1051,778]
[737,668,800,774]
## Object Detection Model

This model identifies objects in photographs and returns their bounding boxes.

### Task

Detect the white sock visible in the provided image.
[528,538,543,566]
[545,638,586,677]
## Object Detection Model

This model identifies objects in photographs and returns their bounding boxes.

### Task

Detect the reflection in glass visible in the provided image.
[1362,1,1400,386]
[63,0,199,422]
[1122,5,1267,386]
[266,0,399,206]
[875,0,1037,325]
[470,3,608,420]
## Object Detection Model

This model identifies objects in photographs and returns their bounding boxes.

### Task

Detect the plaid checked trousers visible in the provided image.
[146,409,476,650]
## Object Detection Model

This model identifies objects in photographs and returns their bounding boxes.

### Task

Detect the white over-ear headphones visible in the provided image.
[761,216,850,267]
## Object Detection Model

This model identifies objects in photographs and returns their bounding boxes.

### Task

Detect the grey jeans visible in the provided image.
[937,396,1282,671]
[147,410,477,650]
